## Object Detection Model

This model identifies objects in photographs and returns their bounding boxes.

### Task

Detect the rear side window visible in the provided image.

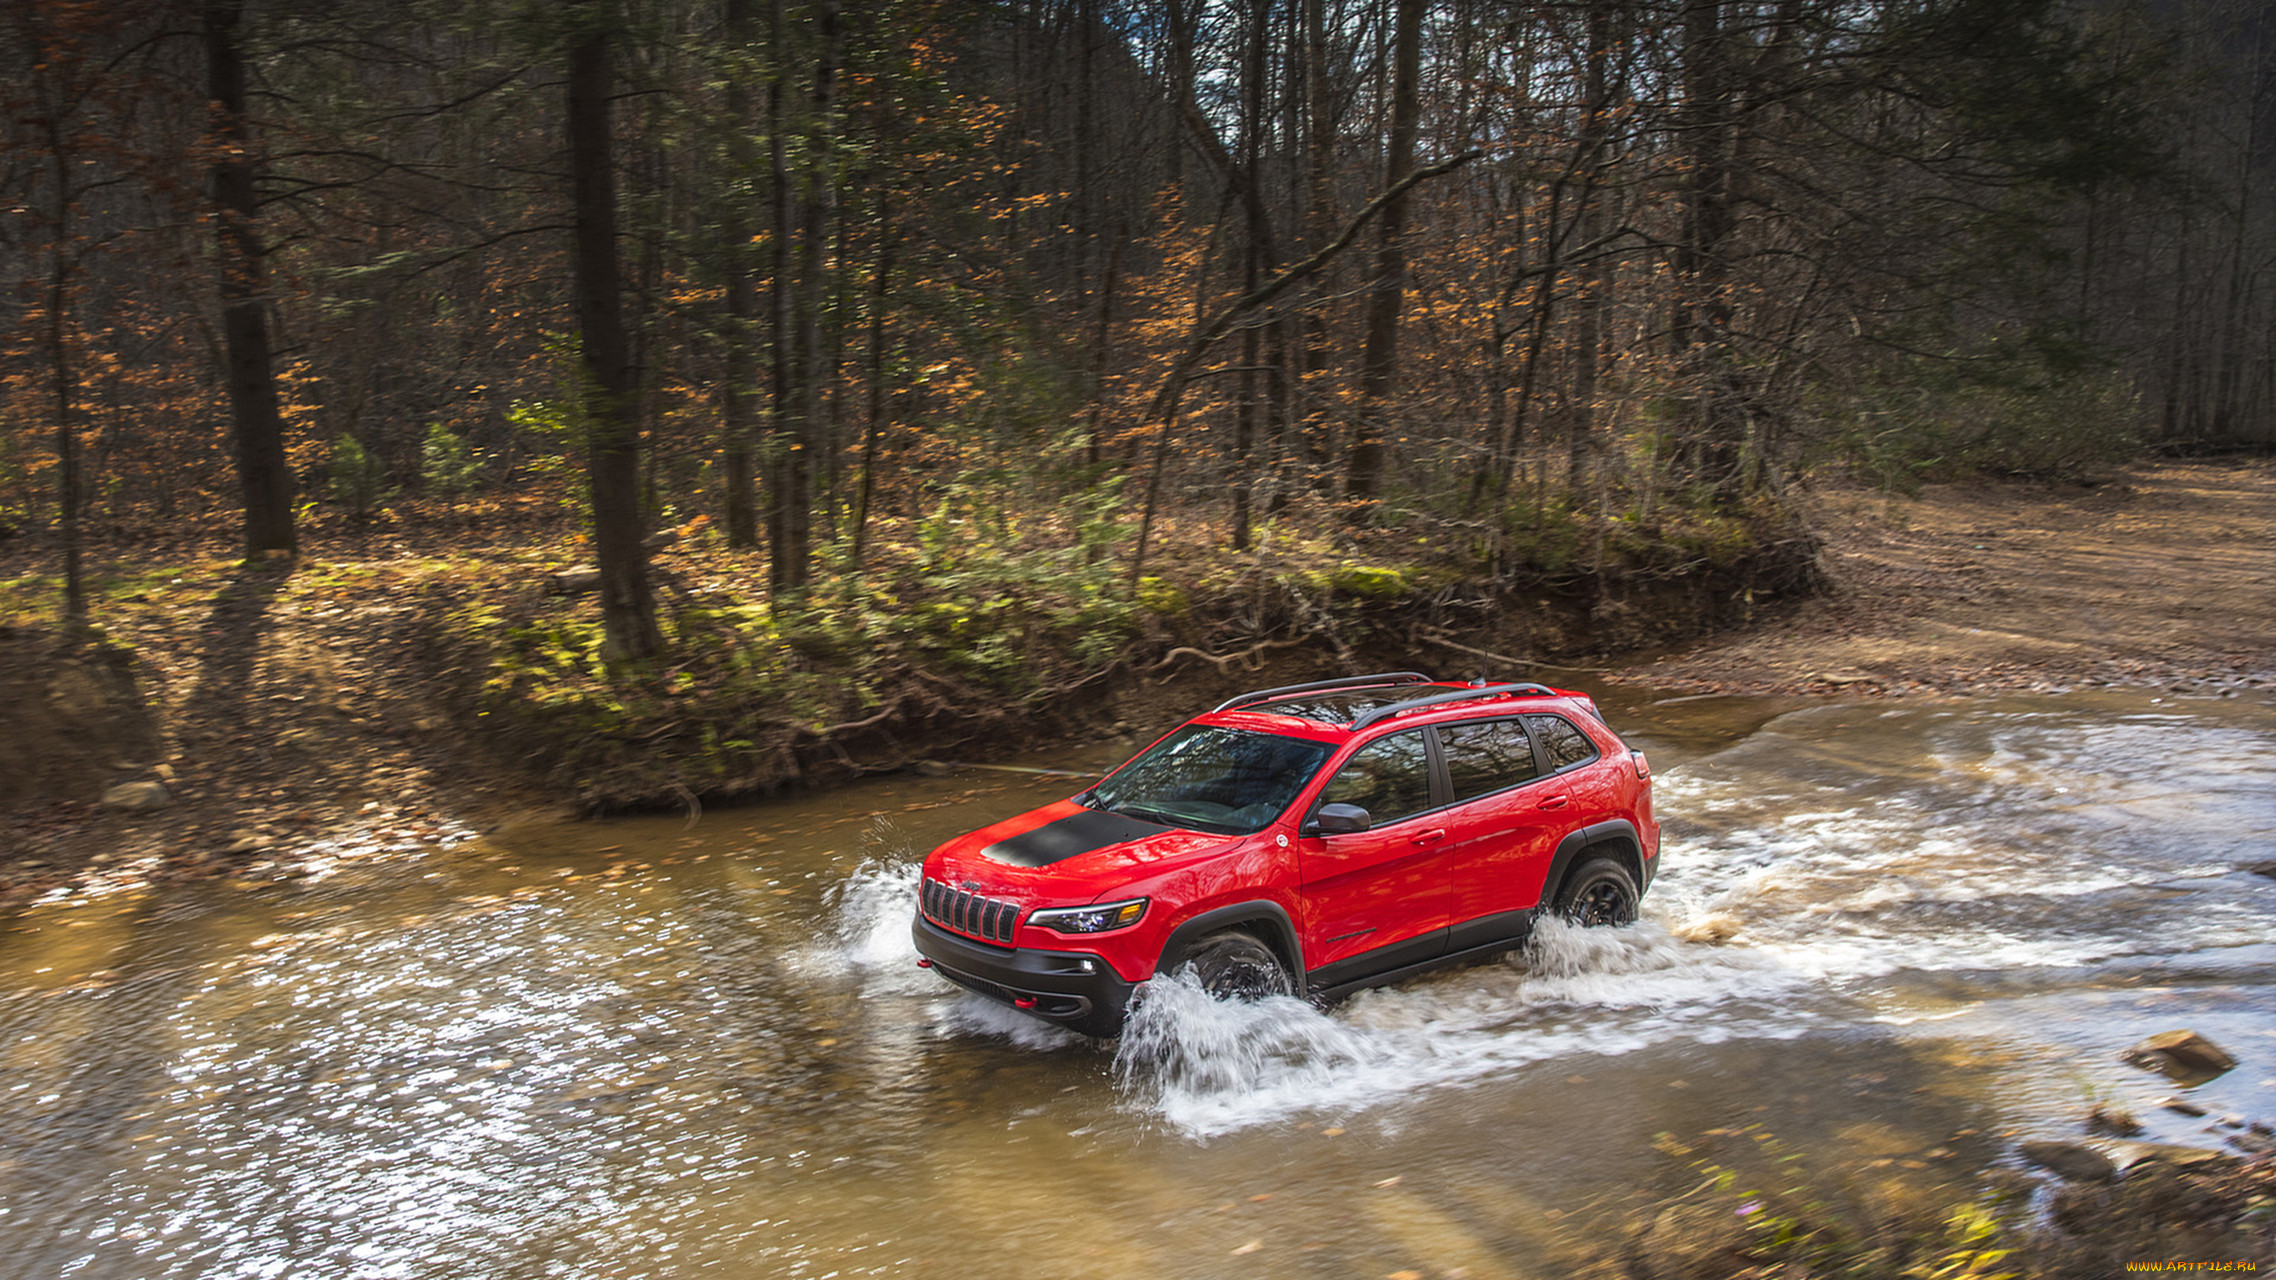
[1439,719,1541,801]
[1317,729,1433,824]
[1526,714,1599,770]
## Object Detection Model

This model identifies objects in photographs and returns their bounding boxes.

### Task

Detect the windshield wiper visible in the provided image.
[1107,802,1180,827]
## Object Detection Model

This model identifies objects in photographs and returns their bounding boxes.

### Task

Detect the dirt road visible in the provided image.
[1623,459,2276,696]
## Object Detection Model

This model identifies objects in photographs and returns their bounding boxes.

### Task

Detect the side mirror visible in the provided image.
[1314,802,1372,835]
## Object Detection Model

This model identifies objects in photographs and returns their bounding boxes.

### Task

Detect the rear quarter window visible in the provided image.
[1525,714,1600,770]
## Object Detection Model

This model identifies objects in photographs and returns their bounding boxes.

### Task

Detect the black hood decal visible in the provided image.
[980,808,1173,867]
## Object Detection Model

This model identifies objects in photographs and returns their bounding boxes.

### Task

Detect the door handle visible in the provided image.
[1536,795,1570,811]
[1410,828,1447,846]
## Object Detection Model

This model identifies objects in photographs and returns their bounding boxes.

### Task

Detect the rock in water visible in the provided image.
[100,780,172,812]
[2121,1030,2238,1082]
[2018,1140,2117,1182]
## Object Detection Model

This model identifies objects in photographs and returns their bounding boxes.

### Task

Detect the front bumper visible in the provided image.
[911,915,1137,1038]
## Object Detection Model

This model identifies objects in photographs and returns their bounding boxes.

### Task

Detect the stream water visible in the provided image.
[2,688,2271,1279]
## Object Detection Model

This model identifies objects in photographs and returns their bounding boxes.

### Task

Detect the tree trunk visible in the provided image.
[45,129,85,627]
[764,0,809,593]
[1345,0,1424,509]
[1569,0,1612,497]
[1296,0,1337,488]
[205,0,296,564]
[1676,0,1745,496]
[720,0,760,547]
[1230,0,1272,551]
[851,187,892,568]
[1083,239,1121,467]
[568,8,662,661]
[791,0,840,581]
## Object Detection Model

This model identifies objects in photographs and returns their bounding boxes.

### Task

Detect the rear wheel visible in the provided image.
[1175,930,1294,1001]
[1555,856,1640,927]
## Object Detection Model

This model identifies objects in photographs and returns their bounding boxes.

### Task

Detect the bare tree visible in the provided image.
[567,2,662,660]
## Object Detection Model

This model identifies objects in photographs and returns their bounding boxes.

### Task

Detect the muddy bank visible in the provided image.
[0,513,1807,904]
[0,628,158,813]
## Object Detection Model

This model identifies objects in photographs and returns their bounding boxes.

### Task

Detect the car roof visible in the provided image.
[1201,674,1580,738]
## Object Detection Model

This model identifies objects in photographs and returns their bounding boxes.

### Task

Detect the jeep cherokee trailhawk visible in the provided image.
[911,672,1658,1037]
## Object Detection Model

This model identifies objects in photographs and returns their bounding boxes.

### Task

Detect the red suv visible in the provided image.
[911,672,1658,1037]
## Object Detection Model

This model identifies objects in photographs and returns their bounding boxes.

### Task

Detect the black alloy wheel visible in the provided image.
[1178,931,1295,1001]
[1556,857,1640,927]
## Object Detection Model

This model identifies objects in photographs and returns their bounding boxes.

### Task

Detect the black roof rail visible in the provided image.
[1348,681,1558,731]
[1212,671,1434,714]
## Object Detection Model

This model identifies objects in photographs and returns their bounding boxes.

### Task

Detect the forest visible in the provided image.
[2,0,2272,799]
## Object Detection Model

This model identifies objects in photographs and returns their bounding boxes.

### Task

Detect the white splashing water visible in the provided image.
[827,858,1088,1046]
[830,859,930,977]
[1108,917,1811,1137]
[821,832,1978,1138]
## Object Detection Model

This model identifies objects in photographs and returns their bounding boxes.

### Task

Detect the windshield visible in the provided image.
[1083,725,1332,835]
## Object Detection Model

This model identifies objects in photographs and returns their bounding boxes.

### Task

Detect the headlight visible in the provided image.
[1028,898,1148,934]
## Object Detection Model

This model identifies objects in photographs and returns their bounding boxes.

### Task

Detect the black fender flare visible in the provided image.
[1156,901,1307,997]
[1542,819,1647,912]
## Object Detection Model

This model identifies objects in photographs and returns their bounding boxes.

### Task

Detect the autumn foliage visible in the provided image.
[0,0,2268,639]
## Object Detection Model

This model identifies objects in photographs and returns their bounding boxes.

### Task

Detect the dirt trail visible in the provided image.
[1624,459,2276,697]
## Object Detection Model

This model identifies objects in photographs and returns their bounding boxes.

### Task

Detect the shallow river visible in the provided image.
[3,689,2272,1279]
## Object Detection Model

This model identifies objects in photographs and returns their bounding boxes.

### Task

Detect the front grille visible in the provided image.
[921,876,1020,946]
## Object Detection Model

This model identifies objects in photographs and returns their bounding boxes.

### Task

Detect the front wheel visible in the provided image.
[1555,856,1640,927]
[1174,930,1294,1001]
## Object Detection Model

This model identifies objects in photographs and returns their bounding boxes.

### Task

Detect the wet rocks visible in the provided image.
[1672,913,1742,945]
[2226,1130,2276,1159]
[2086,1103,2144,1137]
[219,829,275,856]
[2019,1140,2118,1183]
[2100,1141,2243,1175]
[2121,1030,2238,1083]
[99,780,172,812]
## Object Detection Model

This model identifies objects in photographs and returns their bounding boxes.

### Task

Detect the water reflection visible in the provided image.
[0,691,2268,1278]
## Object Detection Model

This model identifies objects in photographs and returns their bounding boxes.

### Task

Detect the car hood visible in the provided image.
[930,799,1237,892]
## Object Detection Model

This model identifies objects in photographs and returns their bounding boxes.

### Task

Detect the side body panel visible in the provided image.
[1444,773,1575,925]
[1293,824,1451,972]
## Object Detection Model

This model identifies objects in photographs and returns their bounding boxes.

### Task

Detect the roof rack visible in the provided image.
[1212,671,1434,714]
[1348,681,1557,731]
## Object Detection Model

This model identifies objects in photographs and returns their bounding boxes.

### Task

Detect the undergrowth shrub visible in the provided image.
[420,422,485,496]
[1813,339,2142,488]
[329,435,393,516]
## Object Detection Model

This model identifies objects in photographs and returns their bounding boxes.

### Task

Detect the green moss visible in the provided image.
[1135,576,1188,618]
[1328,564,1412,598]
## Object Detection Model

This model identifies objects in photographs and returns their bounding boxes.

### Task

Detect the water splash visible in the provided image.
[1108,917,1810,1137]
[828,858,924,974]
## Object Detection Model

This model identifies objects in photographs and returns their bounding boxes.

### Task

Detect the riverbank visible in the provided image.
[0,492,1808,905]
[4,458,2272,909]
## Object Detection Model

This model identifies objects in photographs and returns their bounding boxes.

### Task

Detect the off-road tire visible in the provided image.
[1555,856,1640,927]
[1176,930,1295,1001]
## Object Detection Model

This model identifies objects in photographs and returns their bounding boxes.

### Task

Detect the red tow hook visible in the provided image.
[916,958,934,969]
[1013,995,1038,1010]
